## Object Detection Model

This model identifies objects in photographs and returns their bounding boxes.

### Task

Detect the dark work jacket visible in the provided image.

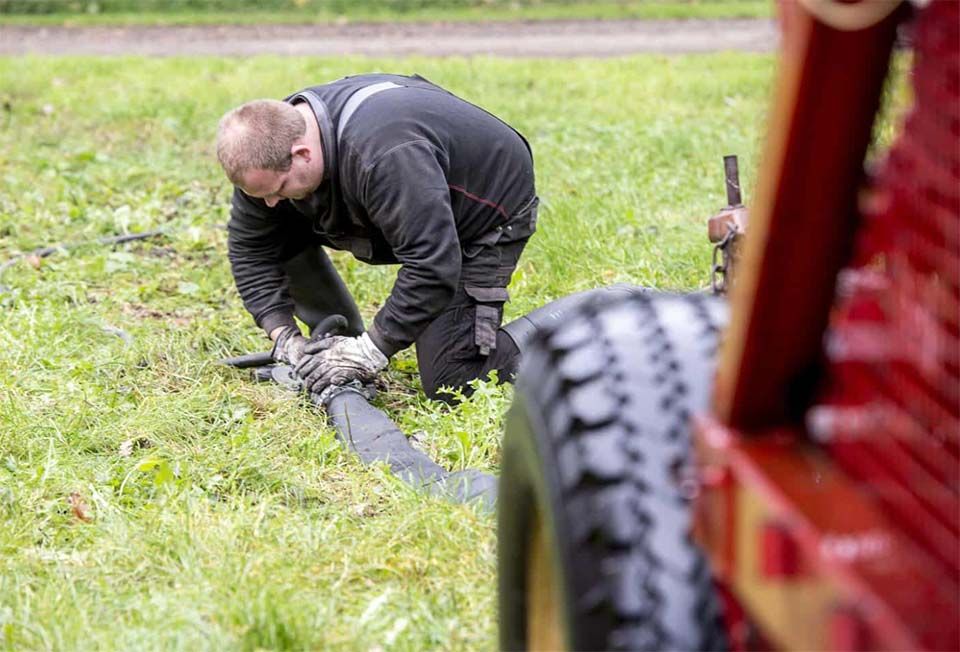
[226,73,537,356]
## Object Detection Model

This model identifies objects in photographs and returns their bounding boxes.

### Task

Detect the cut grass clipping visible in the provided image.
[0,53,905,649]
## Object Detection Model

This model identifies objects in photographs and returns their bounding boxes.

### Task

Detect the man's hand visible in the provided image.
[295,332,388,393]
[271,325,308,365]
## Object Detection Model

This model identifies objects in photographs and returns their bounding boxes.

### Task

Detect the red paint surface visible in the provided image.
[696,2,959,649]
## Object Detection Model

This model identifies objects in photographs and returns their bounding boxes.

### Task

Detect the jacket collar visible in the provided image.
[285,90,345,233]
[286,89,337,188]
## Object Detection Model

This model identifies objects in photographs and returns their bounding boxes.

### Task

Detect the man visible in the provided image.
[216,73,538,401]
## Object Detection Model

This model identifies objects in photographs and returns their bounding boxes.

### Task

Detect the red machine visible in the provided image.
[497,1,958,649]
[697,1,959,649]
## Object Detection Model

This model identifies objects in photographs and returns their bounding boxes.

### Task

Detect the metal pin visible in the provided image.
[724,154,742,207]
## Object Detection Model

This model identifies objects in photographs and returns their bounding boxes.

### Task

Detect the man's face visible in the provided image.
[240,148,320,208]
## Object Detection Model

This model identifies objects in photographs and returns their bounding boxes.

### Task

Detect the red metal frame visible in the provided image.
[712,0,902,429]
[695,1,959,650]
[695,419,958,651]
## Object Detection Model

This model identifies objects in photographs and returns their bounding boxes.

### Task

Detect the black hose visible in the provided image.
[322,388,497,511]
[219,351,275,368]
[227,340,498,510]
[218,315,350,368]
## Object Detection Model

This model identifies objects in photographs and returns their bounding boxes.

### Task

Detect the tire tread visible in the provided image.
[517,293,728,652]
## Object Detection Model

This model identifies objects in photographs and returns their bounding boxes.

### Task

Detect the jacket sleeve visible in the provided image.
[359,140,461,356]
[226,188,298,335]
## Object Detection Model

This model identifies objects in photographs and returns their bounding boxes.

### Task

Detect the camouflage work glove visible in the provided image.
[295,332,388,394]
[271,325,308,366]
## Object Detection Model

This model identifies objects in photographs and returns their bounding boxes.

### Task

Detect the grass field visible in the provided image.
[0,0,772,25]
[1,53,777,650]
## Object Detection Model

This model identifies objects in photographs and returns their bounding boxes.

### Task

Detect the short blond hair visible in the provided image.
[216,99,306,185]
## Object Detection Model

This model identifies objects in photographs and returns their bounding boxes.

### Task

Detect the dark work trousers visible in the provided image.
[282,246,365,337]
[283,238,527,402]
[414,237,527,401]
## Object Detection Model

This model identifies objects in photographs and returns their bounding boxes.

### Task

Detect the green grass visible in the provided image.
[0,54,779,649]
[0,50,916,651]
[0,0,772,25]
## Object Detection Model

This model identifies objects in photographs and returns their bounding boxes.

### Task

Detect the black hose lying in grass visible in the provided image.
[321,386,498,510]
[240,365,499,512]
[220,313,498,513]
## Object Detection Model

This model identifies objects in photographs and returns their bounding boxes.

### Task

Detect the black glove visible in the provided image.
[295,332,389,394]
[270,325,308,365]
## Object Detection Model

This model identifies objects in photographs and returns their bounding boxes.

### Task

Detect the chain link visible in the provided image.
[711,226,739,295]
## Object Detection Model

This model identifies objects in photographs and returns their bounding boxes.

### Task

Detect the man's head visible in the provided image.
[216,99,323,207]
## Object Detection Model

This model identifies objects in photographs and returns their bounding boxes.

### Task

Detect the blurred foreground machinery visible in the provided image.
[497,0,959,650]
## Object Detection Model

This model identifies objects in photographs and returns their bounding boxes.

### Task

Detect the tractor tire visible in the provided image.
[498,293,729,652]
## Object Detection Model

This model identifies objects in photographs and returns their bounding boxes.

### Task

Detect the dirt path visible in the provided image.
[0,19,776,57]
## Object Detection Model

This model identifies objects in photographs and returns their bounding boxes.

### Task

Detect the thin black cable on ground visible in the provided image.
[0,228,169,288]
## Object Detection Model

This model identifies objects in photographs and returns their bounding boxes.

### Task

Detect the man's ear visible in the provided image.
[291,142,311,162]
